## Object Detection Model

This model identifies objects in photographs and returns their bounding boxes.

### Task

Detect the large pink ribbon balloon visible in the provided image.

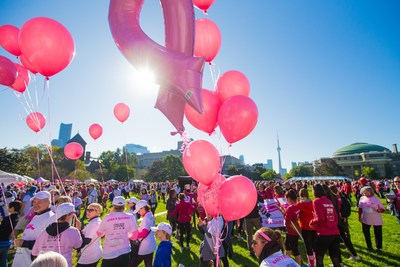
[218,175,257,221]
[218,95,258,144]
[26,112,46,133]
[198,174,225,217]
[19,17,75,77]
[64,142,84,160]
[11,63,30,93]
[216,70,250,102]
[109,0,205,133]
[194,18,221,63]
[114,103,130,123]
[182,140,220,185]
[0,25,22,56]
[89,123,103,140]
[0,56,17,86]
[184,89,221,134]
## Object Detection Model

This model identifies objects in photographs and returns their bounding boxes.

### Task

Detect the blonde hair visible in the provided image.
[56,196,72,206]
[254,227,284,249]
[30,251,68,267]
[88,203,103,214]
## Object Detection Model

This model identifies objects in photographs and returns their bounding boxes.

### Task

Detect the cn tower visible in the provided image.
[277,134,283,177]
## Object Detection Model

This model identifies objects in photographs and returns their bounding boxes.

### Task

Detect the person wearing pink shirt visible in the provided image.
[309,184,341,267]
[32,203,82,267]
[358,186,385,253]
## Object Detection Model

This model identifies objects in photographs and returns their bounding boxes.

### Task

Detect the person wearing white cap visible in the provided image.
[96,196,137,267]
[32,203,82,267]
[129,200,156,267]
[12,191,55,267]
[151,222,173,267]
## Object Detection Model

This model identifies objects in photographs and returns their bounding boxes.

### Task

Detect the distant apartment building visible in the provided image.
[51,123,72,148]
[124,144,150,154]
[264,159,273,170]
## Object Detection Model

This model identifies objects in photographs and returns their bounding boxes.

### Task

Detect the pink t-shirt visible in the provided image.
[32,227,82,267]
[359,195,385,226]
[97,212,137,259]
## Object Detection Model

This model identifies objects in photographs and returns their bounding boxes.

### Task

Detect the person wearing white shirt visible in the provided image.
[87,184,98,204]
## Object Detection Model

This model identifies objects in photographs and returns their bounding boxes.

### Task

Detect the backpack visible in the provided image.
[340,192,351,218]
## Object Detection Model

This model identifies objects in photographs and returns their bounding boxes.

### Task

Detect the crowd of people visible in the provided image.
[0,175,399,267]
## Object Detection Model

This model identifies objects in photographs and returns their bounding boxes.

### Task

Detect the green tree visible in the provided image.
[314,159,343,176]
[261,169,278,180]
[289,165,313,177]
[145,160,165,181]
[162,155,185,180]
[362,166,378,180]
[0,147,31,174]
[98,149,137,181]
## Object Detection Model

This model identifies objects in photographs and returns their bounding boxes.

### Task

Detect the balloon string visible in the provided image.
[1,189,16,243]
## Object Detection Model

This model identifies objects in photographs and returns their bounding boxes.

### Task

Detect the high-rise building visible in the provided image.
[124,144,149,154]
[264,159,273,170]
[291,162,298,168]
[51,123,72,148]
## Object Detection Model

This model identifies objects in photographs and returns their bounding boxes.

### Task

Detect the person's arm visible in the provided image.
[358,207,363,221]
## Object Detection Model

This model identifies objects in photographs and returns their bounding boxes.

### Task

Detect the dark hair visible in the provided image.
[299,188,309,199]
[312,184,326,198]
[168,189,176,199]
[285,189,297,201]
[9,200,22,213]
[178,193,185,201]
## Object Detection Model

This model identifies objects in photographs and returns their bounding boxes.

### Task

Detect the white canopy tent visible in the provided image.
[287,176,352,182]
[107,179,118,182]
[84,178,99,183]
[0,170,33,185]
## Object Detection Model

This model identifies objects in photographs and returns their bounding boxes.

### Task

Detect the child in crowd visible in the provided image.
[151,222,173,267]
[0,201,21,267]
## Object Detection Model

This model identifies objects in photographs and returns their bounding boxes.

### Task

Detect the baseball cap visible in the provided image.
[30,191,51,201]
[56,203,75,220]
[133,200,148,213]
[29,185,38,192]
[151,222,172,235]
[359,177,367,186]
[127,197,138,204]
[112,196,126,206]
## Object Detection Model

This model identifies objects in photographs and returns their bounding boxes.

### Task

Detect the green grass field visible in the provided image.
[8,194,400,267]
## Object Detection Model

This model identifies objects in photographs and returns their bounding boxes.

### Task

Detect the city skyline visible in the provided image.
[1,1,399,172]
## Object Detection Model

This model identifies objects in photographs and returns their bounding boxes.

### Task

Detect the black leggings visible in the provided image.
[285,234,300,256]
[76,262,99,267]
[178,222,192,247]
[315,234,341,267]
[129,252,153,267]
[338,220,357,256]
[302,229,317,256]
[102,252,130,267]
[362,223,382,249]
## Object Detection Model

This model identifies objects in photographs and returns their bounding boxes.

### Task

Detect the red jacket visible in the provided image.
[170,199,195,223]
[310,196,339,236]
[297,200,316,231]
[284,204,300,236]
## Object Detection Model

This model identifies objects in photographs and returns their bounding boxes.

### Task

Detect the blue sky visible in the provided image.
[1,0,399,172]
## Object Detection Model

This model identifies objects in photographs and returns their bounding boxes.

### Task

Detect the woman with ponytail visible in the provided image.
[252,227,299,267]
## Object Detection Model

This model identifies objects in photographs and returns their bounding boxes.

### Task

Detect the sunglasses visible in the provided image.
[394,181,400,183]
[87,209,97,213]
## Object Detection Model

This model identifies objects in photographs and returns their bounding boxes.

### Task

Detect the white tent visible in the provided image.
[0,170,32,185]
[287,176,352,182]
[107,179,118,182]
[84,178,99,183]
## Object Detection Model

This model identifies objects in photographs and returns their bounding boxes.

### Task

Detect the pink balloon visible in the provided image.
[10,63,30,93]
[194,18,221,63]
[216,70,250,102]
[19,17,75,77]
[0,56,17,86]
[218,95,258,144]
[64,142,84,160]
[193,0,216,13]
[0,25,22,56]
[218,175,257,221]
[185,89,221,134]
[198,174,225,216]
[19,54,38,74]
[26,112,46,133]
[182,140,220,185]
[113,103,130,123]
[89,123,103,140]
[109,0,205,133]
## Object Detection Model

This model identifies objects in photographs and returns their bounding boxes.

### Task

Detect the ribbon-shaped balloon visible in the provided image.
[108,0,205,133]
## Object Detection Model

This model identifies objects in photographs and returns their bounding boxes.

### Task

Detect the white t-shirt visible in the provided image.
[138,212,156,255]
[88,189,98,204]
[22,210,55,241]
[260,251,300,267]
[72,197,83,209]
[98,212,137,259]
[78,217,103,264]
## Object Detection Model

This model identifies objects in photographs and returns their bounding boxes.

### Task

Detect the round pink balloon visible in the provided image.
[89,123,103,140]
[26,112,46,133]
[19,54,38,74]
[218,95,258,144]
[113,103,130,123]
[216,70,250,102]
[194,18,221,63]
[10,63,30,93]
[0,25,22,56]
[182,140,220,185]
[64,142,84,160]
[218,175,257,221]
[193,0,216,13]
[184,89,221,134]
[19,17,75,77]
[0,56,17,86]
[198,174,225,216]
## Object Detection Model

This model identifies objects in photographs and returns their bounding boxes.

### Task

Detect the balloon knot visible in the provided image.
[45,77,50,81]
[170,131,179,136]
